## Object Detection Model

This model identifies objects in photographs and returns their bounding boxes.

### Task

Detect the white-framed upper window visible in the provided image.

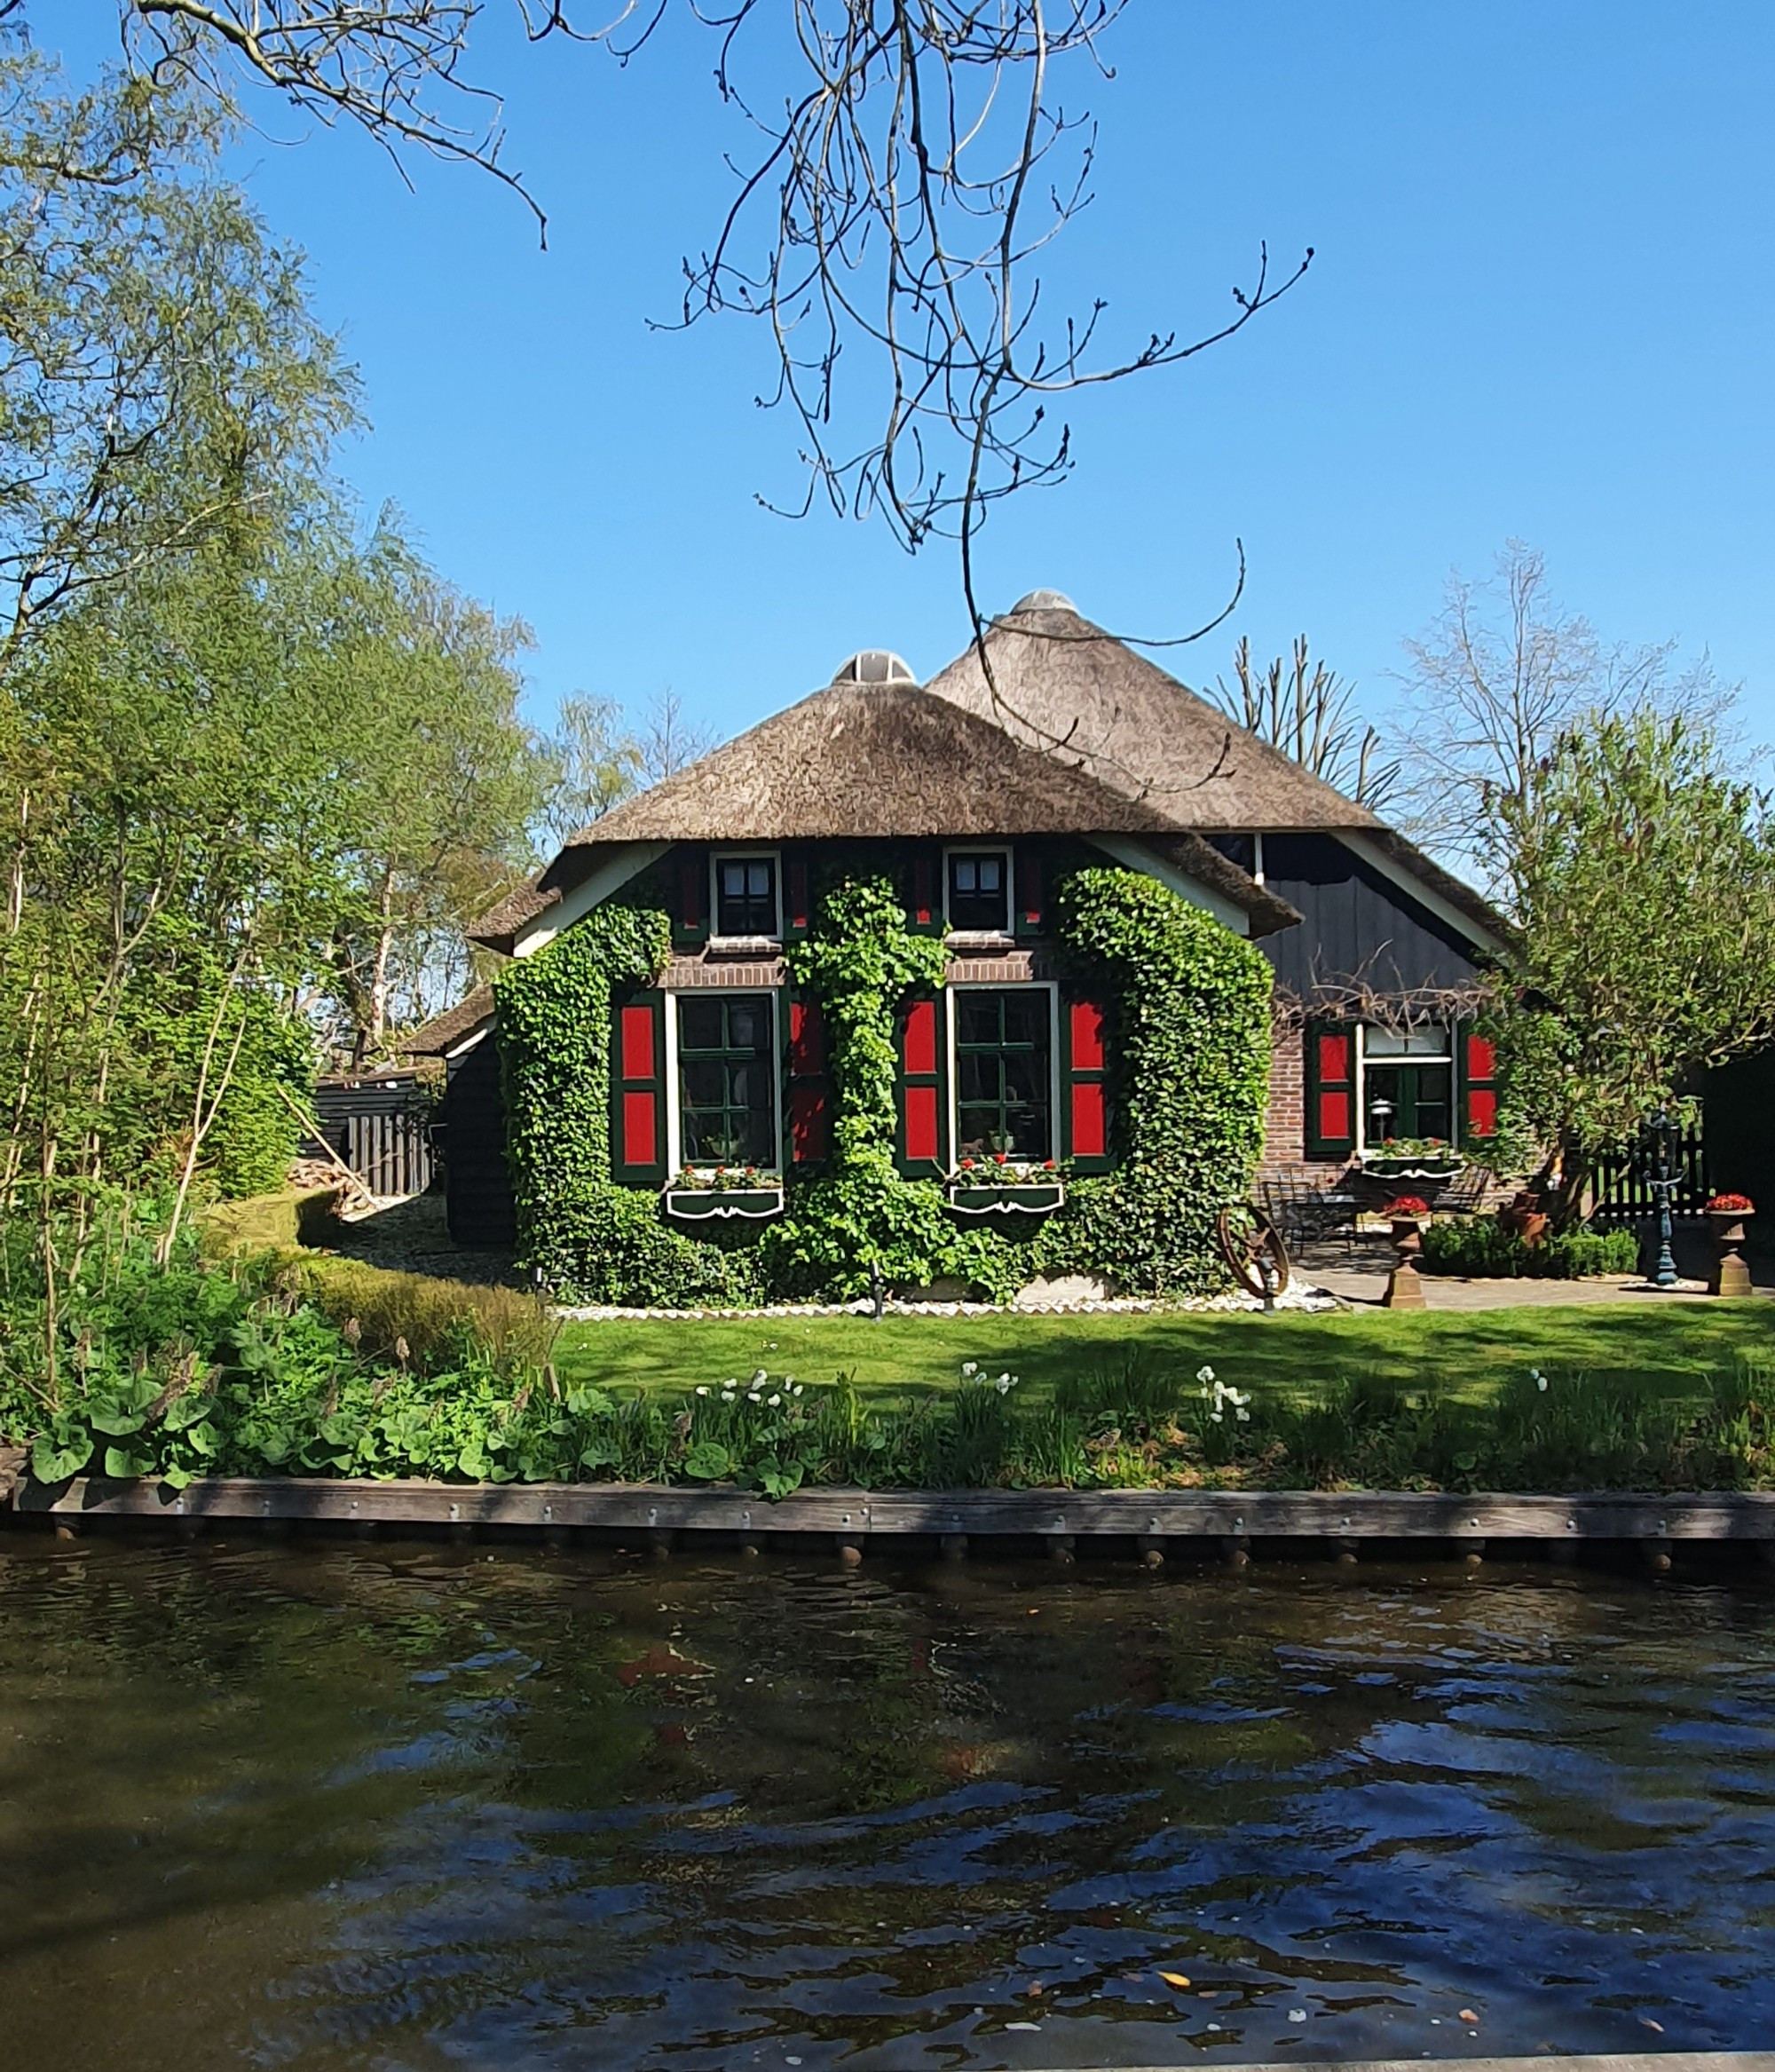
[944,845,1012,933]
[665,989,781,1173]
[1357,1022,1454,1151]
[711,850,781,939]
[946,980,1058,1163]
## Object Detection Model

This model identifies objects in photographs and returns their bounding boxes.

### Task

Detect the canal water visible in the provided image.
[2,1537,1772,2070]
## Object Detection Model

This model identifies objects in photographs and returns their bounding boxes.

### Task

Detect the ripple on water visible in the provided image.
[0,1541,1771,2069]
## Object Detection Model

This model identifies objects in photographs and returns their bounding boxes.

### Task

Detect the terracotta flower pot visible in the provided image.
[1708,1208,1754,1297]
[1384,1215,1427,1309]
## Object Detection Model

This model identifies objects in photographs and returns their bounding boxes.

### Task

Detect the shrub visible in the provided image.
[290,1254,561,1374]
[1420,1218,1640,1279]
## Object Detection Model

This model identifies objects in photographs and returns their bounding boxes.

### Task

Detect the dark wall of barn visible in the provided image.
[441,1039,516,1247]
[1258,834,1484,1000]
[1701,1046,1775,1206]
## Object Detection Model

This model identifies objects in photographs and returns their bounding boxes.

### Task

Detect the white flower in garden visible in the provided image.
[1532,1368,1549,1392]
[1196,1364,1216,1385]
[961,1361,978,1376]
[721,1390,737,1404]
[792,1384,805,1397]
[767,1394,782,1408]
[1210,1411,1223,1424]
[1235,1408,1250,1423]
[695,1386,710,1396]
[752,1368,769,1386]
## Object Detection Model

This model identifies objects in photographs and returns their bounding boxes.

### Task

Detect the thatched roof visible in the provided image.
[401,982,494,1057]
[922,600,1378,832]
[469,680,1302,948]
[926,599,1507,942]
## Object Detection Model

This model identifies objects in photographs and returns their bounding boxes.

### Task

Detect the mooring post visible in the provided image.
[1643,1537,1673,1574]
[1137,1533,1165,1570]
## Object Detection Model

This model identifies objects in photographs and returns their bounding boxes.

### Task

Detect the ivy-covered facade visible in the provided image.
[414,596,1508,1301]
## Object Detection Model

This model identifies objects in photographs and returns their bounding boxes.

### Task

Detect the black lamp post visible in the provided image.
[1644,1106,1682,1290]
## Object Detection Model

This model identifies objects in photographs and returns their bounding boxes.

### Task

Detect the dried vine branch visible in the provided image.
[114,3,1308,587]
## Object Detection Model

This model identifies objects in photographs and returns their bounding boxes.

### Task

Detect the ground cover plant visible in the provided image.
[4,1205,1774,1499]
[1420,1221,1641,1279]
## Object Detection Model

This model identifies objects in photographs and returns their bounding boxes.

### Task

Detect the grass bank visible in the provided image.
[554,1302,1775,1406]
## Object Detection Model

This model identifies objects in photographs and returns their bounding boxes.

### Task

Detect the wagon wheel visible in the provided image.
[1216,1203,1292,1303]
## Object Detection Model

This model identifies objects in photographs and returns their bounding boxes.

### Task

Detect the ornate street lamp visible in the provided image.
[1643,1106,1682,1290]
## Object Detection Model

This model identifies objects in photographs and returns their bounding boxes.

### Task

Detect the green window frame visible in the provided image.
[1361,1024,1455,1147]
[946,848,1011,932]
[677,993,778,1168]
[953,987,1053,1160]
[714,852,778,937]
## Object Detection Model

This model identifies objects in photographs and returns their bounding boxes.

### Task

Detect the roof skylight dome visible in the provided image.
[831,649,917,685]
[1011,588,1076,612]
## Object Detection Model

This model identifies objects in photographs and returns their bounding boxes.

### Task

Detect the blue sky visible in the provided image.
[53,4,1775,749]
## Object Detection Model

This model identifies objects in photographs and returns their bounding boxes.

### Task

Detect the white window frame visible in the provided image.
[665,986,784,1177]
[942,842,1014,937]
[708,848,784,945]
[1353,1021,1455,1154]
[945,978,1061,1168]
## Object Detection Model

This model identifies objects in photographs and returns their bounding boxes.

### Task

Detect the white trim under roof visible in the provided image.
[512,842,673,957]
[1085,835,1251,937]
[1334,831,1508,957]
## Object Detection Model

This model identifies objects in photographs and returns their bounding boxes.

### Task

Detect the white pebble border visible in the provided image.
[553,1278,1339,1323]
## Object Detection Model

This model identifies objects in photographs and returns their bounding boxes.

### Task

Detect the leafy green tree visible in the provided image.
[1489,711,1775,1220]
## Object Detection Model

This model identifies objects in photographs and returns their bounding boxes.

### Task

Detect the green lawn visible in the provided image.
[555,1299,1775,1406]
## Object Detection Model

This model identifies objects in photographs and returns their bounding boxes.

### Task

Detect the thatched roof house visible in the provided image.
[417,589,1510,1255]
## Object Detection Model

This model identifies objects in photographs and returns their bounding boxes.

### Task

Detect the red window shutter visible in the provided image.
[619,1004,655,1081]
[1015,851,1044,930]
[904,1085,940,1161]
[1070,1080,1107,1159]
[897,994,944,1171]
[611,991,667,1184]
[785,857,810,933]
[789,999,824,1076]
[621,1090,658,1168]
[904,998,938,1076]
[1462,1027,1499,1142]
[790,1081,830,1162]
[1062,993,1111,1171]
[911,856,935,928]
[678,853,705,930]
[1306,1020,1357,1160]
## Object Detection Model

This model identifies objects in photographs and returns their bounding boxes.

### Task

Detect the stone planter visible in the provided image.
[663,1184,785,1223]
[1708,1209,1754,1297]
[1383,1214,1427,1309]
[947,1181,1066,1219]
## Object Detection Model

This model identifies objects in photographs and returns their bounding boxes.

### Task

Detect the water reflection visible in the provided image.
[0,1538,1771,2069]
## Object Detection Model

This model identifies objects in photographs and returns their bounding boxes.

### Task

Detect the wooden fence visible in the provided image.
[1590,1114,1709,1227]
[307,1074,436,1198]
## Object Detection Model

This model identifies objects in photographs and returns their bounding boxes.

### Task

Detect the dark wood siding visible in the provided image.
[440,1038,515,1247]
[1258,834,1485,1000]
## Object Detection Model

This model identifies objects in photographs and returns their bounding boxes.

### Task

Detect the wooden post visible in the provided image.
[1048,1532,1077,1566]
[1137,1534,1165,1570]
[836,1536,864,1567]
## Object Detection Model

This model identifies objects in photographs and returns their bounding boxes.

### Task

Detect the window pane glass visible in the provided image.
[952,987,1052,1161]
[714,856,777,935]
[1363,1023,1449,1058]
[679,1000,722,1052]
[678,993,777,1166]
[948,851,1010,930]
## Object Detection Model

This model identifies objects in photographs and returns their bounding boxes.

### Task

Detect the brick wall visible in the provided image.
[1259,1011,1347,1188]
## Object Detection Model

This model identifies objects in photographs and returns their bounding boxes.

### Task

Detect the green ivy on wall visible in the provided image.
[493,894,764,1306]
[765,865,1022,1300]
[1037,866,1273,1293]
[492,853,1274,1306]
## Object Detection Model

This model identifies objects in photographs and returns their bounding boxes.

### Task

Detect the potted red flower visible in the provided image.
[1703,1192,1755,1297]
[1378,1195,1431,1310]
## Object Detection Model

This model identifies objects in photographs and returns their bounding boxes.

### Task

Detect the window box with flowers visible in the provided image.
[662,1165,785,1222]
[1357,1137,1466,1186]
[946,1153,1066,1218]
